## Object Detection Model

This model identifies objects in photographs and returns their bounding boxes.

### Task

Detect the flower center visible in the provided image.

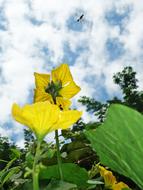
[45,80,62,100]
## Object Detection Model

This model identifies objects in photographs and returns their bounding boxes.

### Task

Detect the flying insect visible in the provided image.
[77,14,84,22]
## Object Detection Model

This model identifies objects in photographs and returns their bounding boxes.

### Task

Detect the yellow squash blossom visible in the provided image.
[98,166,117,188]
[34,64,80,110]
[113,182,129,190]
[12,101,82,141]
[98,166,129,190]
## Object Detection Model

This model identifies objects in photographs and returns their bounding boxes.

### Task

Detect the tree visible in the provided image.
[113,66,143,113]
[79,66,143,122]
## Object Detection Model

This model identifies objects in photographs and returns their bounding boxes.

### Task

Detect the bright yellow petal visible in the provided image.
[104,171,117,188]
[98,165,107,176]
[98,166,117,188]
[56,97,71,110]
[59,81,81,98]
[12,103,33,128]
[54,110,82,130]
[34,72,50,89]
[12,102,61,140]
[113,182,129,190]
[51,64,73,86]
[34,89,54,103]
[31,102,60,137]
[12,103,38,136]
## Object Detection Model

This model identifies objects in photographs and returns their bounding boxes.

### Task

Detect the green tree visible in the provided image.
[79,66,143,121]
[113,66,143,113]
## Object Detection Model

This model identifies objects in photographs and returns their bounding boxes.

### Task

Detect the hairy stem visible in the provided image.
[33,141,41,190]
[55,130,63,181]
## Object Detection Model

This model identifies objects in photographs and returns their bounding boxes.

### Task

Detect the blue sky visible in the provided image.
[0,0,143,147]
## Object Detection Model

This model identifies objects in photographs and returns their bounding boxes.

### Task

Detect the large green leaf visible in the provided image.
[85,104,143,188]
[39,163,88,188]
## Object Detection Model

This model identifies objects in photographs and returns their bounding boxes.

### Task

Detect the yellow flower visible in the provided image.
[12,101,82,141]
[98,166,129,190]
[113,182,129,190]
[98,166,117,189]
[34,64,80,110]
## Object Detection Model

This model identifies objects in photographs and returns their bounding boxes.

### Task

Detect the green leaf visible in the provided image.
[3,158,16,171]
[41,148,56,159]
[25,152,34,167]
[10,148,21,158]
[0,158,17,183]
[45,179,77,190]
[61,140,94,164]
[40,163,88,188]
[87,180,103,185]
[85,104,143,188]
[1,166,20,185]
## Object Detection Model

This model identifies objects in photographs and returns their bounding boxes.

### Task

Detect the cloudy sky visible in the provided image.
[0,0,143,147]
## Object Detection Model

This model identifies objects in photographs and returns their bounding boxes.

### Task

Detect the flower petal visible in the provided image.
[34,72,50,89]
[12,103,33,128]
[12,103,38,136]
[52,64,73,86]
[104,171,117,188]
[54,110,82,130]
[113,182,129,190]
[32,102,60,137]
[98,166,117,188]
[59,81,81,98]
[56,97,71,110]
[34,89,54,103]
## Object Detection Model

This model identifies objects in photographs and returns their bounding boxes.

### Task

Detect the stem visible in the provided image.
[33,141,41,190]
[53,97,63,180]
[55,130,63,181]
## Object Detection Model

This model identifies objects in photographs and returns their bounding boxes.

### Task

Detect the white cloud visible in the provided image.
[0,0,143,146]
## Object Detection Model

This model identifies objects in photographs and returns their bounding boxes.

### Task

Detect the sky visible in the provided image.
[0,0,143,147]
